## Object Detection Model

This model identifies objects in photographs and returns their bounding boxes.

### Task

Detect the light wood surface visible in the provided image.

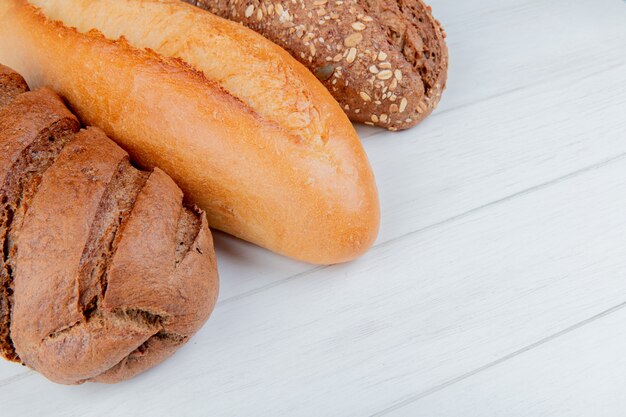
[1,0,625,415]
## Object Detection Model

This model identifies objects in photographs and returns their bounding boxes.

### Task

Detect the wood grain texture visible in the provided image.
[1,0,626,415]
[385,305,626,417]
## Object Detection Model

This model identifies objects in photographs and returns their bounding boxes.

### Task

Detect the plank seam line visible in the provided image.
[361,61,625,140]
[217,150,626,307]
[0,370,35,388]
[370,299,626,416]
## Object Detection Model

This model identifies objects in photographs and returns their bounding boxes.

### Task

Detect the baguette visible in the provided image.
[0,0,380,265]
[0,65,218,385]
[184,0,448,130]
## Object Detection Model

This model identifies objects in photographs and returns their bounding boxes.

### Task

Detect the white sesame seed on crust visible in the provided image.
[344,32,363,47]
[359,91,371,101]
[351,22,366,31]
[377,70,393,80]
[399,97,408,112]
[245,4,254,17]
[346,47,357,63]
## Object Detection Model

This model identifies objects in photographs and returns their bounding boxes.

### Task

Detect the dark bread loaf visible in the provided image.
[185,0,448,130]
[0,65,219,385]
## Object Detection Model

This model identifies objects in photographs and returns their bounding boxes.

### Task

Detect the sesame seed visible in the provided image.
[371,114,379,123]
[364,122,374,126]
[275,3,284,15]
[359,91,371,101]
[380,114,388,122]
[245,4,254,17]
[344,32,363,47]
[377,70,393,80]
[256,8,263,19]
[351,22,366,31]
[389,78,398,90]
[333,53,343,62]
[377,51,387,61]
[394,70,402,81]
[346,47,357,63]
[361,15,373,22]
[389,104,399,113]
[368,65,379,74]
[399,97,408,112]
[379,62,392,69]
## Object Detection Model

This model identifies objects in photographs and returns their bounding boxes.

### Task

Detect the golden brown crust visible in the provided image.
[0,0,379,264]
[185,0,448,130]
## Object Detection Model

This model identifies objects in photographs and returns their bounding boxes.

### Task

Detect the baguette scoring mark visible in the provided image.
[29,0,329,142]
[188,0,447,128]
[192,0,418,128]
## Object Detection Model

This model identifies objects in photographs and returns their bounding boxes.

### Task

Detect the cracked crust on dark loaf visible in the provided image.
[0,66,218,384]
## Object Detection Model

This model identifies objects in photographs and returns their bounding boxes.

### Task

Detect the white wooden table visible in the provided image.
[2,0,626,415]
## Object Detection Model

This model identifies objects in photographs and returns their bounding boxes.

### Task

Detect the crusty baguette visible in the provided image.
[185,0,448,130]
[0,0,380,265]
[0,66,218,385]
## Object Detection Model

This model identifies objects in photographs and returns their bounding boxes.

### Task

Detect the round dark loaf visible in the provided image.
[0,65,219,385]
[185,0,448,130]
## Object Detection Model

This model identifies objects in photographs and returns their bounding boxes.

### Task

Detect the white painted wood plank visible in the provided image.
[215,0,626,304]
[358,0,626,139]
[385,305,626,417]
[2,143,626,416]
[217,44,626,303]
